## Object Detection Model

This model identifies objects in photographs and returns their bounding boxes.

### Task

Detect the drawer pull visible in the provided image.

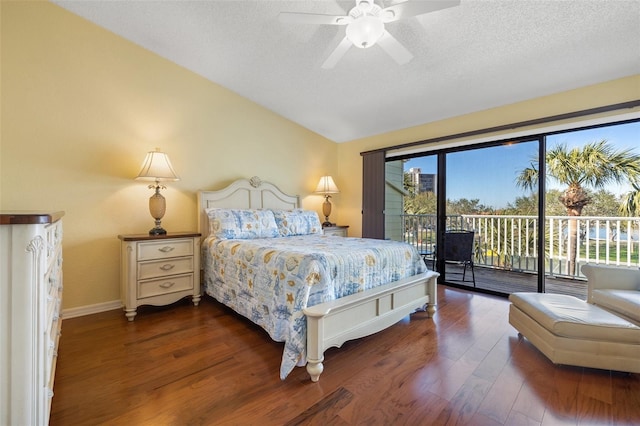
[158,246,175,253]
[159,281,175,289]
[159,264,175,271]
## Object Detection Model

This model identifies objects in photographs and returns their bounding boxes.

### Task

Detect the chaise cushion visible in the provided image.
[509,292,640,344]
[591,289,640,324]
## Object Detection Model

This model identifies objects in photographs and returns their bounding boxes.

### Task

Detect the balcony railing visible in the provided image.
[400,214,640,278]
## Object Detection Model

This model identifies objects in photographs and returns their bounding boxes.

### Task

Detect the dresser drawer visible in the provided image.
[137,239,193,261]
[46,271,58,302]
[138,256,194,280]
[46,220,63,258]
[45,293,60,329]
[45,313,61,383]
[138,273,194,299]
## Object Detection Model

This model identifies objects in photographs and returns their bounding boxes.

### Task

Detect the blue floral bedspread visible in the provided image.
[202,235,427,379]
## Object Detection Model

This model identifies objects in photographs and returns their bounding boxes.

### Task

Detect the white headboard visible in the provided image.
[197,176,300,238]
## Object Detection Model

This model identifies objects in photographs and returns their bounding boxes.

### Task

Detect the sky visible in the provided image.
[404,120,640,209]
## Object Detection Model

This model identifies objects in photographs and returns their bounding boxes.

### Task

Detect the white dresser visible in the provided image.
[0,211,64,426]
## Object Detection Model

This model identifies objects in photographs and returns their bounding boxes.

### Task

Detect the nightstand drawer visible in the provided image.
[138,273,194,299]
[138,239,194,260]
[323,225,348,237]
[138,256,194,280]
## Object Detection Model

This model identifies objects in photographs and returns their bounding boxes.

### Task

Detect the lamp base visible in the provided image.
[148,188,167,236]
[322,221,335,227]
[149,226,167,236]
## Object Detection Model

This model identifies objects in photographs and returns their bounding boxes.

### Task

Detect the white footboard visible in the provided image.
[303,270,439,382]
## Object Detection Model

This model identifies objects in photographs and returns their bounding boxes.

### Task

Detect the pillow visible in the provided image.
[206,208,279,239]
[272,209,323,237]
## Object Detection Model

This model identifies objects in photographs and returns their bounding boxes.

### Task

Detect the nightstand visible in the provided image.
[118,232,201,321]
[323,225,349,237]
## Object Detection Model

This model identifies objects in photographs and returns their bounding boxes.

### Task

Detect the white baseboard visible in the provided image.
[62,300,122,319]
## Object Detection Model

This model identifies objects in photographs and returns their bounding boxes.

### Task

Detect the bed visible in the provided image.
[198,176,439,382]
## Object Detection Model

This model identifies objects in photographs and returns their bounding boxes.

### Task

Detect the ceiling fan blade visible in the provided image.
[322,37,352,69]
[278,12,350,26]
[377,31,413,65]
[381,0,460,23]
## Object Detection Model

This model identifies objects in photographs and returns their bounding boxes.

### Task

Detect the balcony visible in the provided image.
[399,214,640,300]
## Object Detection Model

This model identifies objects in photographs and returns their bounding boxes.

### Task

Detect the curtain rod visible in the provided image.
[360,100,640,156]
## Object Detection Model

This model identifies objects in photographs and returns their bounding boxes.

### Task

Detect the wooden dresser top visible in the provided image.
[0,211,65,225]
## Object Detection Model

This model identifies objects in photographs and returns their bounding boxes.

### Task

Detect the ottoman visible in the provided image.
[508,292,640,373]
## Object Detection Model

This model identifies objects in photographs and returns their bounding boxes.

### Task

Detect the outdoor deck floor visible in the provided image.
[441,264,589,300]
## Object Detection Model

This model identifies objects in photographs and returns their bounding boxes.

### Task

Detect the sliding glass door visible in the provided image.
[543,122,640,298]
[384,119,639,300]
[440,141,541,293]
[387,155,438,261]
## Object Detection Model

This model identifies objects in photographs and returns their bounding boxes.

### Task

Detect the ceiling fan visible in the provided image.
[279,0,460,69]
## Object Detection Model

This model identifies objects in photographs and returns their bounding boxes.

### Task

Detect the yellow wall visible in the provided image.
[337,75,640,237]
[1,2,337,310]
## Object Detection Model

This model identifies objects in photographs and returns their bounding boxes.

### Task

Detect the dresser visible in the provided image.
[0,211,64,426]
[118,232,201,321]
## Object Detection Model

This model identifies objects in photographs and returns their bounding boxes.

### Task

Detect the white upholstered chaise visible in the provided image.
[509,264,640,373]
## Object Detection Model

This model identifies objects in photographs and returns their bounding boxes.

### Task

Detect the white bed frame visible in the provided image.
[198,176,439,382]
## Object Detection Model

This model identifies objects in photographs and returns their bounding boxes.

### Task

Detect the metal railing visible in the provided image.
[399,214,640,278]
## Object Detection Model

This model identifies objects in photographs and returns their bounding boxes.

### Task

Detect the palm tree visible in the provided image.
[517,140,640,276]
[620,180,640,216]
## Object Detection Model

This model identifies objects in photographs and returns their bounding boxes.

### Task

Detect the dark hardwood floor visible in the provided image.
[50,286,640,425]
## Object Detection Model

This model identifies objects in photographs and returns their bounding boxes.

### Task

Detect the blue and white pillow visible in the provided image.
[206,208,279,239]
[272,209,323,237]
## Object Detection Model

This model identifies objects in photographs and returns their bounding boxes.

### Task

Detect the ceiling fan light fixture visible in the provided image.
[356,0,374,12]
[346,15,384,48]
[280,0,461,67]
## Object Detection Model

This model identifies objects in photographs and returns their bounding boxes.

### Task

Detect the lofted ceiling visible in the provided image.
[52,0,640,143]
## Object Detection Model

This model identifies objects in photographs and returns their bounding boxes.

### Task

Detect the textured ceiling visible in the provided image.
[52,0,640,143]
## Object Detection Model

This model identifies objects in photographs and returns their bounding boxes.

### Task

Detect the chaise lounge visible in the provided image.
[508,263,640,373]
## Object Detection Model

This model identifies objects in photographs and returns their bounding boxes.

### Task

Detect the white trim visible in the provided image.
[387,111,640,158]
[62,300,122,319]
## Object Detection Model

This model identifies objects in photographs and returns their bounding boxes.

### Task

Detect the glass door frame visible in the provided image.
[431,137,545,294]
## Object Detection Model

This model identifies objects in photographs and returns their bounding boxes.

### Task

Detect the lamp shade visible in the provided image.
[315,176,340,194]
[136,148,180,182]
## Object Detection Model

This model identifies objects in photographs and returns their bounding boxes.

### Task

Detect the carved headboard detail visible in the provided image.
[197,176,300,238]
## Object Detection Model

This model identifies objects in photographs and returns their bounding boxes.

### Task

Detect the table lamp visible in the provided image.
[315,175,340,227]
[136,148,180,235]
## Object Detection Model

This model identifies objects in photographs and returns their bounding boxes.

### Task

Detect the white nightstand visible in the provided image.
[323,225,349,237]
[118,232,201,321]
